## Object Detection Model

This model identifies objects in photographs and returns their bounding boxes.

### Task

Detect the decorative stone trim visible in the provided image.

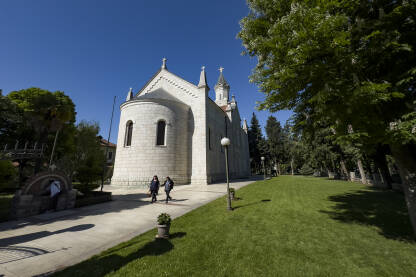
[144,76,198,98]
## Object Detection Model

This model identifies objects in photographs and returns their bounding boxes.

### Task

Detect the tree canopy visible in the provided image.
[239,0,416,234]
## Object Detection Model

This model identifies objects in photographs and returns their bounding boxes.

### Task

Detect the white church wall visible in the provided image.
[206,100,227,182]
[206,100,250,183]
[111,98,190,187]
[111,64,250,187]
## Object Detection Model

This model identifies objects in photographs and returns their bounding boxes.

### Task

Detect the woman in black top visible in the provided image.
[149,175,160,203]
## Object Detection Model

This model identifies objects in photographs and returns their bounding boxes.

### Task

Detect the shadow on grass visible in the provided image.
[55,232,186,277]
[321,188,414,241]
[233,199,271,210]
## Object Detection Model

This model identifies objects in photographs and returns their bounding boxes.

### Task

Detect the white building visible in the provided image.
[111,59,250,187]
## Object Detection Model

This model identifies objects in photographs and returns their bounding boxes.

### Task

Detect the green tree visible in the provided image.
[0,93,22,146]
[265,116,285,174]
[63,121,105,192]
[239,0,416,234]
[7,88,76,142]
[7,88,76,173]
[248,113,266,173]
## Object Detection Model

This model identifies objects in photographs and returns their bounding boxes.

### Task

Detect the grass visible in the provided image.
[54,176,416,277]
[0,193,13,222]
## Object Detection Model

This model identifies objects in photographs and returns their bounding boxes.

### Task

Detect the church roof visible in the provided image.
[135,63,199,98]
[100,138,117,148]
[220,105,228,113]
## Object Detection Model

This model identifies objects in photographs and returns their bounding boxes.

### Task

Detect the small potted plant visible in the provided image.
[157,213,171,238]
[229,188,235,200]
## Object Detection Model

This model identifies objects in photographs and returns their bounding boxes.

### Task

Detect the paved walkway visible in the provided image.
[0,178,256,277]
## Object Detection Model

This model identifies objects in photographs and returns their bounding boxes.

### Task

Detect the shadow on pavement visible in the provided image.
[320,188,414,241]
[0,193,151,232]
[0,224,95,247]
[54,232,187,277]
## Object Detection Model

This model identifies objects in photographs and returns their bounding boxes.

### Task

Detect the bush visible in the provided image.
[73,182,100,193]
[157,213,171,225]
[299,164,314,175]
[0,161,17,192]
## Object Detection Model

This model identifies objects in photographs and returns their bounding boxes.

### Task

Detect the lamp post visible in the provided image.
[261,156,266,180]
[221,137,232,211]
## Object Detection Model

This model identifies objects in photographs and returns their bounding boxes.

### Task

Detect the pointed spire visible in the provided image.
[230,95,236,109]
[162,57,167,69]
[198,66,209,89]
[126,87,133,101]
[215,66,230,89]
[214,66,230,106]
[243,118,248,133]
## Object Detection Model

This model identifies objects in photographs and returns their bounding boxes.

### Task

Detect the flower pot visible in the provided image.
[157,224,170,238]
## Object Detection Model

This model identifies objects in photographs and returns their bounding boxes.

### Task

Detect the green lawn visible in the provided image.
[54,176,416,277]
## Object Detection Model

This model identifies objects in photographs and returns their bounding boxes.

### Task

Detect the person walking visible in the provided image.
[163,176,174,203]
[149,175,160,203]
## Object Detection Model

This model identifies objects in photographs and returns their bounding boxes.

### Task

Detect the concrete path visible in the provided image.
[0,178,256,277]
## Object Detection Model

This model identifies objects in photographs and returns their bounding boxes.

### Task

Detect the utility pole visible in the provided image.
[101,96,116,191]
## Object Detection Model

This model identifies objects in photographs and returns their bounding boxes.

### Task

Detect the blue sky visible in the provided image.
[0,0,292,143]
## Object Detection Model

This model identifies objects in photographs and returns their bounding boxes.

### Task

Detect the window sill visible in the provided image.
[156,145,167,148]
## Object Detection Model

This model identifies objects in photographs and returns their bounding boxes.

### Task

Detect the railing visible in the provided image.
[0,141,45,160]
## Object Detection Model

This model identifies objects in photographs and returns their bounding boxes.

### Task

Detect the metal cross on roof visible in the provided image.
[219,66,224,73]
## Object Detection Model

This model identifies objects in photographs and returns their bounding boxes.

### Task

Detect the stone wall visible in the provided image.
[111,98,190,187]
[206,100,250,183]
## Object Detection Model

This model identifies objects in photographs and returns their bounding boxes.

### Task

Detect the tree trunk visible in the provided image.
[290,158,294,175]
[357,159,367,184]
[373,145,393,189]
[390,143,416,237]
[340,159,350,181]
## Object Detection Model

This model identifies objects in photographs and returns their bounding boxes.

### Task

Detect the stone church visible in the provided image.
[111,59,250,186]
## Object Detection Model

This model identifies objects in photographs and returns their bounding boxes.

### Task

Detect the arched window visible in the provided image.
[125,121,133,147]
[156,120,166,146]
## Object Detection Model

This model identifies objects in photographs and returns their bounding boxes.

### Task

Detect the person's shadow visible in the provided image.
[54,232,187,277]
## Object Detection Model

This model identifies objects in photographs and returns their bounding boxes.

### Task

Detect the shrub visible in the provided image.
[299,164,314,175]
[0,161,17,191]
[157,213,171,225]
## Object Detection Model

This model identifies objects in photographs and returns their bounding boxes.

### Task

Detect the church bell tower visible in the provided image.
[214,67,230,106]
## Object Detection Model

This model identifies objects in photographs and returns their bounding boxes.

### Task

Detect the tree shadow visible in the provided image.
[320,188,414,241]
[55,232,186,276]
[0,224,94,247]
[233,199,271,210]
[0,192,152,232]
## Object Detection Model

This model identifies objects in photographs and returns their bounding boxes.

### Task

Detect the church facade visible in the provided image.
[111,59,250,186]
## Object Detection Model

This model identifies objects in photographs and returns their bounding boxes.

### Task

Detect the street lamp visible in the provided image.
[221,137,232,211]
[261,156,266,180]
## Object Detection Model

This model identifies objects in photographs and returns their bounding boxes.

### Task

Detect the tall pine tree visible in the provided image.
[248,112,265,173]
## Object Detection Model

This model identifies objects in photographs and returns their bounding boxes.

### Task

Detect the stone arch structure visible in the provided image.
[11,170,76,219]
[21,171,71,195]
